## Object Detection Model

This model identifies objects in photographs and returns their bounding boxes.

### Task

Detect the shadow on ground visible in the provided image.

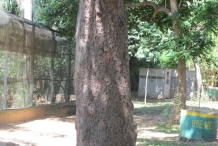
[137,138,218,146]
[0,142,20,146]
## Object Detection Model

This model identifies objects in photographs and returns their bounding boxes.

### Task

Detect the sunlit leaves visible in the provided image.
[34,0,79,39]
[128,21,177,67]
[192,1,218,34]
[0,0,20,15]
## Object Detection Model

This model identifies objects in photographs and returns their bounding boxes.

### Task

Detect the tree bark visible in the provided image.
[175,59,186,108]
[170,0,186,123]
[75,0,137,145]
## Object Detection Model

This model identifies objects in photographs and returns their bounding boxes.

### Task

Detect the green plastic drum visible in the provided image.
[180,110,218,142]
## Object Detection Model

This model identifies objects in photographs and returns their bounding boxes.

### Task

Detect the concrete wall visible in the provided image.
[0,101,75,125]
[205,87,218,101]
[138,68,195,98]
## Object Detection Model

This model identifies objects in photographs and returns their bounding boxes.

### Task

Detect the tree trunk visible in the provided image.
[174,59,186,105]
[75,0,137,145]
[16,0,34,107]
[47,56,54,103]
[23,54,34,107]
[22,24,34,107]
[170,0,186,123]
[3,51,9,109]
[193,59,204,97]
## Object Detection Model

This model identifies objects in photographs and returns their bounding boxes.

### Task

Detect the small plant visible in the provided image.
[162,104,172,118]
[67,108,76,116]
[171,95,183,124]
[155,122,180,134]
[137,138,210,146]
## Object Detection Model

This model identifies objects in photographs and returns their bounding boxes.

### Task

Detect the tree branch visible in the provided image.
[151,7,172,20]
[165,0,167,8]
[126,1,172,18]
[179,0,183,9]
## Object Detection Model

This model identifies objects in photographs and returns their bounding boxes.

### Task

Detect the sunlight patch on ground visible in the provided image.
[134,103,146,108]
[136,126,179,146]
[134,114,179,145]
[187,101,218,107]
[0,116,77,146]
[137,128,178,139]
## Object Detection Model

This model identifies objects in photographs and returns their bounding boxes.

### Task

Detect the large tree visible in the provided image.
[127,0,187,122]
[127,0,218,122]
[74,0,137,145]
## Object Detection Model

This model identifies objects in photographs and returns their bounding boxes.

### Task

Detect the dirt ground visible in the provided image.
[0,116,77,146]
[0,113,178,146]
[0,112,217,146]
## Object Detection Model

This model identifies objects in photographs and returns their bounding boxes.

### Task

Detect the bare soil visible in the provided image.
[0,114,179,146]
[0,111,217,146]
[0,116,76,146]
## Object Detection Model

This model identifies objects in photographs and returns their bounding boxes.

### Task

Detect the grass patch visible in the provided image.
[67,107,76,116]
[137,138,211,146]
[132,98,172,115]
[133,97,218,146]
[133,105,167,115]
[155,123,180,134]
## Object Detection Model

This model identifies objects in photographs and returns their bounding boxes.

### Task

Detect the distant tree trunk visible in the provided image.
[75,0,137,145]
[2,23,10,109]
[193,59,204,97]
[170,0,186,123]
[23,54,34,107]
[17,0,34,107]
[3,51,9,109]
[47,56,54,103]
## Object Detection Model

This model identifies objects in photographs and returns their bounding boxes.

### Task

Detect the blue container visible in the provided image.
[180,110,218,142]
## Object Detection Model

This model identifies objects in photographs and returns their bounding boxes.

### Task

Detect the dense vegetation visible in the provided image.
[2,0,217,90]
[127,0,218,90]
[1,0,218,145]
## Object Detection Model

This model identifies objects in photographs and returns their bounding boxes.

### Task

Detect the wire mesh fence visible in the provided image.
[0,10,75,110]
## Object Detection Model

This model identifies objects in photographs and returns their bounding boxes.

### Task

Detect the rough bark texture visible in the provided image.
[170,0,186,123]
[74,0,137,146]
[172,59,186,123]
[175,59,186,107]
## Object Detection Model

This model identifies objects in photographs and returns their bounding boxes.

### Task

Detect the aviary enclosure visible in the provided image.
[0,10,74,110]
